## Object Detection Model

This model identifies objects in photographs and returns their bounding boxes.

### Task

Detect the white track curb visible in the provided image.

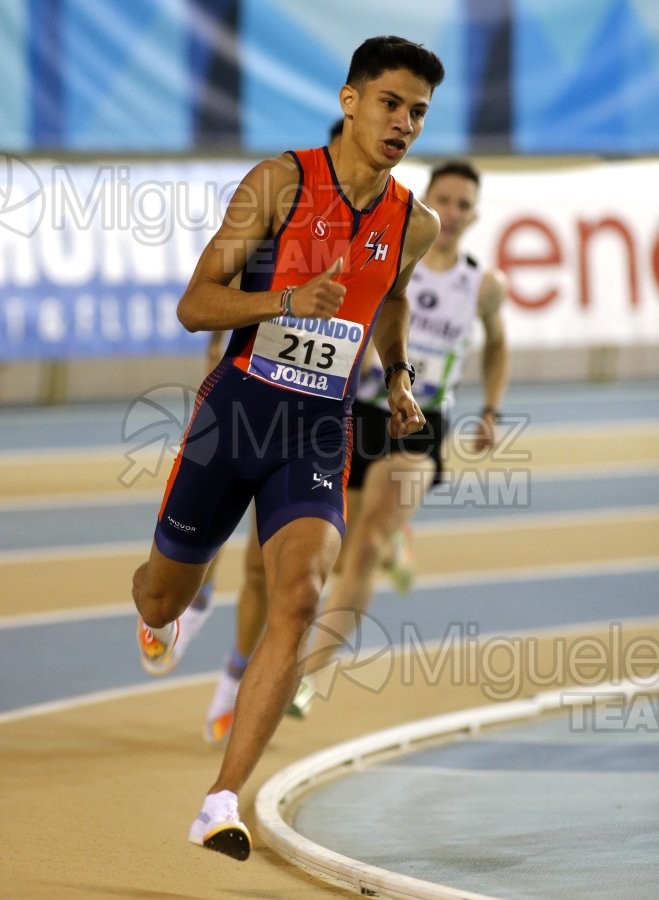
[256,678,659,899]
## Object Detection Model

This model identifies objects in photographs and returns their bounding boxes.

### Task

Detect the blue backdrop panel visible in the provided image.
[0,0,30,149]
[0,159,251,360]
[514,0,659,153]
[241,0,469,154]
[0,4,657,164]
[60,0,192,151]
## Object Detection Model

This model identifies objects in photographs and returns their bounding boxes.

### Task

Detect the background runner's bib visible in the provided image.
[407,337,458,402]
[249,314,365,399]
[357,254,484,412]
[407,334,472,407]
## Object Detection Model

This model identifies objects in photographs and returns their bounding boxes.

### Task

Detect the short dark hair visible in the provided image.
[428,159,481,190]
[328,118,344,142]
[347,36,444,92]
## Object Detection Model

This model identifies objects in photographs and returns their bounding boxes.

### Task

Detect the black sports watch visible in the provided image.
[384,361,416,390]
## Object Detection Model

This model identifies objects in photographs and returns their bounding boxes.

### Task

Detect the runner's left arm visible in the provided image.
[474,269,509,450]
[371,200,440,438]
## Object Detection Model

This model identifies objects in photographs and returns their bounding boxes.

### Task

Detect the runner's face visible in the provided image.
[424,174,478,249]
[347,68,431,168]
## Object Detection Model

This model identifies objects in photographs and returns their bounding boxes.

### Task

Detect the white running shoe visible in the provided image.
[139,604,213,676]
[204,669,240,745]
[168,603,214,669]
[286,674,316,718]
[137,618,180,676]
[188,790,251,861]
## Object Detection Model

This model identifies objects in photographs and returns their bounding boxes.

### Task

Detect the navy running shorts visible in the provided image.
[154,360,353,563]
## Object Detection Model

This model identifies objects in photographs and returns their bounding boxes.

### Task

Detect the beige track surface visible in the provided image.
[2,423,658,899]
[1,423,658,498]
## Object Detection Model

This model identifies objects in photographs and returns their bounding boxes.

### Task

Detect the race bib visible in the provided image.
[249,315,365,399]
[408,339,454,407]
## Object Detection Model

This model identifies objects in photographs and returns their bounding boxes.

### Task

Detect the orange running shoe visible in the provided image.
[204,669,240,745]
[136,617,180,676]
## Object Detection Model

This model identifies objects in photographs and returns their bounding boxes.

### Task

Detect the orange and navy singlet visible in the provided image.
[154,148,413,561]
[227,146,412,402]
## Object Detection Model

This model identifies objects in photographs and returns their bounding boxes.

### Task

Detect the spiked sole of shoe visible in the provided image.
[203,825,251,861]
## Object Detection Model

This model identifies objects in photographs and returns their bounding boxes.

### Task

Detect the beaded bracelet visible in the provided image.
[279,286,297,317]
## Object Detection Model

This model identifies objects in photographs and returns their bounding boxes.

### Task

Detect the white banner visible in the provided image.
[1,156,657,358]
[397,158,659,348]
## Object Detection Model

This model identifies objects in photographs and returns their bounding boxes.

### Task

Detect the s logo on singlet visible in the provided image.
[361,226,389,267]
[311,216,330,241]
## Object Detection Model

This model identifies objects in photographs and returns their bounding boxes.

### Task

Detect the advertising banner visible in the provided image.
[1,157,657,360]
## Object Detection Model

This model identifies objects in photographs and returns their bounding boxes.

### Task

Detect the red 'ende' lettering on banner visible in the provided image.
[497,215,646,310]
[496,217,561,309]
[578,218,638,308]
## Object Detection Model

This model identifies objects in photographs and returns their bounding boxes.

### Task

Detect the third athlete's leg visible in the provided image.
[305,453,435,674]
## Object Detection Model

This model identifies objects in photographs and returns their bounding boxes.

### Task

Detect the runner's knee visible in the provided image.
[268,579,321,642]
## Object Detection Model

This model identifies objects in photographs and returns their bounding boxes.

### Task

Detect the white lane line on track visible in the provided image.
[0,418,657,463]
[523,463,659,480]
[409,556,659,589]
[1,463,658,512]
[1,386,652,420]
[1,505,658,565]
[0,540,155,562]
[412,505,659,535]
[0,673,219,726]
[513,420,659,436]
[478,388,659,405]
[0,534,247,562]
[0,446,136,462]
[0,590,235,629]
[3,617,658,727]
[1,557,657,631]
[0,489,162,511]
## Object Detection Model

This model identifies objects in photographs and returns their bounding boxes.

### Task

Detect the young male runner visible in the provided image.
[133,35,445,861]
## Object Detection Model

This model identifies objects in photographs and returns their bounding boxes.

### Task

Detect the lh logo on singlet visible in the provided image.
[311,216,331,240]
[361,226,389,267]
[312,472,333,490]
